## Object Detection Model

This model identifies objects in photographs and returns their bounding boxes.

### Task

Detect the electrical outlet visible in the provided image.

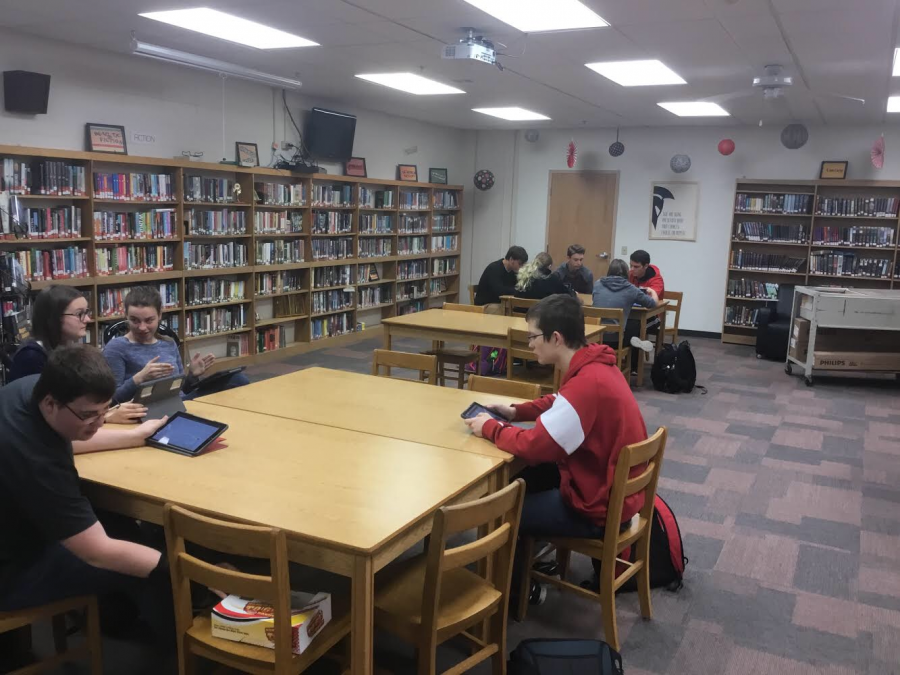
[620,246,627,255]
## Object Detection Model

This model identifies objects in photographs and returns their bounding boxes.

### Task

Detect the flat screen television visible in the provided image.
[3,71,51,114]
[306,108,356,160]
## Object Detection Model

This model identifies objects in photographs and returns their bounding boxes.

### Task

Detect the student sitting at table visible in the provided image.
[9,285,151,424]
[0,345,173,651]
[514,252,571,300]
[553,244,594,294]
[104,286,250,403]
[592,259,657,350]
[474,246,528,312]
[464,294,648,595]
[627,249,665,360]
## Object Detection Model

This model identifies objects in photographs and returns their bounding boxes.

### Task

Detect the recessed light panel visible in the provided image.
[887,96,900,112]
[585,59,686,87]
[462,0,608,32]
[657,101,730,117]
[472,107,551,121]
[139,8,318,49]
[355,73,465,95]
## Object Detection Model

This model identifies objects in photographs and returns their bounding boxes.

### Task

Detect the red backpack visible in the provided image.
[618,495,687,591]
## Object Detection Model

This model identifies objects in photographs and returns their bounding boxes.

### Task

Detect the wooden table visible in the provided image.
[76,402,505,675]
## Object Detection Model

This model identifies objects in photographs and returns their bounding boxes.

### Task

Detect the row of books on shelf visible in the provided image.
[731,250,805,272]
[358,264,380,284]
[256,270,303,296]
[433,191,458,210]
[313,265,352,289]
[311,184,352,208]
[311,312,353,340]
[2,206,84,240]
[724,304,760,327]
[727,279,779,300]
[399,300,427,315]
[186,279,246,306]
[257,325,288,353]
[1,248,89,281]
[256,240,304,265]
[397,236,427,256]
[398,259,428,280]
[185,306,247,337]
[255,182,306,206]
[185,177,236,204]
[311,289,354,314]
[735,193,812,215]
[399,192,429,210]
[815,196,898,218]
[359,238,391,258]
[358,284,392,308]
[1,159,87,196]
[184,242,249,270]
[96,209,177,240]
[255,211,302,235]
[430,278,452,295]
[811,225,895,247]
[431,235,458,252]
[809,251,893,278]
[273,294,305,318]
[359,187,393,209]
[397,280,428,301]
[95,245,175,276]
[187,210,247,236]
[734,222,805,243]
[226,334,250,357]
[311,238,352,261]
[432,215,457,232]
[97,283,180,318]
[312,211,352,234]
[359,214,392,234]
[94,173,174,202]
[398,215,428,233]
[433,257,458,275]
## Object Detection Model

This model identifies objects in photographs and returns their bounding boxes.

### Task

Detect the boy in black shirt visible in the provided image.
[474,246,528,309]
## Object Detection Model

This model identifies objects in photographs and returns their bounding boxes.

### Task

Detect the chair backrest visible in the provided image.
[577,293,593,307]
[443,302,485,314]
[663,291,683,332]
[420,479,525,639]
[163,504,294,665]
[583,306,625,349]
[506,328,536,363]
[372,349,438,385]
[102,319,181,348]
[467,374,541,400]
[604,427,668,552]
[500,295,539,317]
[468,284,478,305]
[776,284,795,318]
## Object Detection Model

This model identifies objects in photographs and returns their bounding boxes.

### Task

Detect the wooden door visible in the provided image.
[546,171,619,279]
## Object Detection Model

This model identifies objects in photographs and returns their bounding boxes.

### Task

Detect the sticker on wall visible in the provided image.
[473,169,495,191]
[718,138,735,156]
[649,181,699,241]
[781,123,809,150]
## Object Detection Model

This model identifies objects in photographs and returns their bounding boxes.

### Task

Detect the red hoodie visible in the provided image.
[482,344,648,526]
[629,264,665,300]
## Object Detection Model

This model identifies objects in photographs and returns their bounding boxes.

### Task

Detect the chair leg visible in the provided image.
[556,548,571,581]
[489,609,506,675]
[85,597,103,675]
[51,613,67,655]
[636,533,654,621]
[515,538,534,622]
[416,643,437,675]
[599,564,619,652]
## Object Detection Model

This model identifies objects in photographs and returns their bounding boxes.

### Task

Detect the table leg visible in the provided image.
[636,315,648,387]
[382,326,392,350]
[655,310,667,354]
[351,556,375,675]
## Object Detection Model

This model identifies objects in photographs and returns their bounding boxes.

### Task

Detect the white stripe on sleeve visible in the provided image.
[539,393,585,455]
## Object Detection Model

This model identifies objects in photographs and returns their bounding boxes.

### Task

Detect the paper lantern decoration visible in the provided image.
[670,154,691,173]
[781,123,809,150]
[871,134,885,169]
[718,138,735,156]
[566,140,577,168]
[524,129,540,143]
[474,169,495,191]
[609,128,625,157]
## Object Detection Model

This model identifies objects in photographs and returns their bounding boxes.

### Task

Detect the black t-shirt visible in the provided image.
[475,259,517,305]
[0,376,97,582]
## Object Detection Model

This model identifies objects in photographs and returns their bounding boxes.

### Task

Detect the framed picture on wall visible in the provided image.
[819,161,848,180]
[235,142,259,167]
[397,164,418,182]
[345,157,367,177]
[429,168,448,184]
[649,181,699,241]
[85,123,128,154]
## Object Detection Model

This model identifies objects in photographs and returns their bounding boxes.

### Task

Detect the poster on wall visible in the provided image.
[649,181,699,241]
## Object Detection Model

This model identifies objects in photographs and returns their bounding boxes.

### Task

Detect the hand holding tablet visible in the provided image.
[145,411,228,457]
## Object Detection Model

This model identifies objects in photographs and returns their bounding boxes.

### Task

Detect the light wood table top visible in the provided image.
[76,401,503,554]
[195,367,518,460]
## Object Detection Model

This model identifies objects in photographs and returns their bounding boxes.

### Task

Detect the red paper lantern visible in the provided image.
[567,141,577,168]
[718,138,735,156]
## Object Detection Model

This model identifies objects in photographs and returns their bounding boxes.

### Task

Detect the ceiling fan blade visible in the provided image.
[700,90,754,104]
[814,91,866,105]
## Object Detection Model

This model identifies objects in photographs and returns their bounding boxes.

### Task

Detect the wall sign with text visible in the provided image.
[649,181,699,241]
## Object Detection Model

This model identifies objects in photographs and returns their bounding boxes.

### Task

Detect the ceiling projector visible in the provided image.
[442,29,497,66]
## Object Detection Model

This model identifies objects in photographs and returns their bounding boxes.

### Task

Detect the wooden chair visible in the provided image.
[420,303,483,388]
[499,295,539,317]
[373,349,438,385]
[0,596,103,674]
[374,479,525,675]
[583,307,628,376]
[577,293,593,306]
[468,284,478,305]
[506,328,558,394]
[663,291,683,344]
[516,427,668,652]
[467,374,541,400]
[163,504,349,675]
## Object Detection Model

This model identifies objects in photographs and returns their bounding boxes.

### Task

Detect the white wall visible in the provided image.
[472,124,900,333]
[0,29,477,284]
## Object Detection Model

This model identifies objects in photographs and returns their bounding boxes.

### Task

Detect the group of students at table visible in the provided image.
[0,284,651,667]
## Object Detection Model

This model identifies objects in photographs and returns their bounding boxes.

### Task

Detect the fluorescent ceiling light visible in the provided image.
[131,40,303,89]
[888,96,900,112]
[894,48,900,76]
[355,73,465,95]
[585,59,686,87]
[462,0,608,32]
[472,107,550,121]
[139,8,318,49]
[658,101,730,117]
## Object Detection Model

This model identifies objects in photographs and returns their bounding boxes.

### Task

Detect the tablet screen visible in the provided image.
[148,413,224,455]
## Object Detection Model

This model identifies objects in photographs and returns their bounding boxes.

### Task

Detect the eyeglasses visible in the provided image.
[63,402,109,424]
[63,309,92,321]
[526,332,548,344]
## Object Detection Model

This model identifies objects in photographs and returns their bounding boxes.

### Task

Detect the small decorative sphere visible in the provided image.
[781,123,809,150]
[609,141,625,157]
[474,169,495,191]
[670,154,691,173]
[718,139,735,156]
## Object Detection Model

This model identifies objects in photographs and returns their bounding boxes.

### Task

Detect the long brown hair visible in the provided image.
[31,285,85,349]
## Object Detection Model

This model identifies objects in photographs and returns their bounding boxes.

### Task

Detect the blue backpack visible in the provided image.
[509,639,623,675]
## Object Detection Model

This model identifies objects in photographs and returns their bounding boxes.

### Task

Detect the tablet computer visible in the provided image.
[195,366,246,392]
[135,373,186,420]
[145,411,228,457]
[460,402,507,422]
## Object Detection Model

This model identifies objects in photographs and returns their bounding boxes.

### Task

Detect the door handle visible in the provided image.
[597,252,609,259]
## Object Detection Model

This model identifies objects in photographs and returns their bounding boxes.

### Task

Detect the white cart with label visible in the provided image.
[785,286,900,386]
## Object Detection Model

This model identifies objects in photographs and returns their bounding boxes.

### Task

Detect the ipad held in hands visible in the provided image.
[145,411,228,457]
[461,402,506,422]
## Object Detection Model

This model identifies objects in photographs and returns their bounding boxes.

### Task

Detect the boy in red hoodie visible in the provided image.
[465,294,648,594]
[627,249,666,366]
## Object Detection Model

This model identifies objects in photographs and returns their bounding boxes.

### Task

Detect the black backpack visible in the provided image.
[651,340,698,394]
[509,639,623,675]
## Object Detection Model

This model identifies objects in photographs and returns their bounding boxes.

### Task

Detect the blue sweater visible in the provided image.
[592,276,656,324]
[103,336,192,403]
[8,340,48,382]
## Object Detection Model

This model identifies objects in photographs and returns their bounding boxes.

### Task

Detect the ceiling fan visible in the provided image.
[704,64,865,125]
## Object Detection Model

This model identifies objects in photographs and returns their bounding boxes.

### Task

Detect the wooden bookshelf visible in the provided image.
[0,145,463,365]
[723,179,900,345]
